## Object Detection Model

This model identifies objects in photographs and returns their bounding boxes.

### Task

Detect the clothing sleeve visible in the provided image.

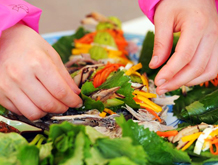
[0,0,42,36]
[138,0,218,24]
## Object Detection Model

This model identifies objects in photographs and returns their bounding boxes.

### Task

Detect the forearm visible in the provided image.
[0,0,42,36]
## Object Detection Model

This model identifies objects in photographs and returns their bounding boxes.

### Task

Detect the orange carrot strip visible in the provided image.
[210,143,218,155]
[156,130,178,138]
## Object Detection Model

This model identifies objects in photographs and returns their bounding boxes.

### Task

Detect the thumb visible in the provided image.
[149,10,174,69]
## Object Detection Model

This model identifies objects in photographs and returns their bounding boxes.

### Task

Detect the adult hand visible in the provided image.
[0,23,83,120]
[149,0,218,95]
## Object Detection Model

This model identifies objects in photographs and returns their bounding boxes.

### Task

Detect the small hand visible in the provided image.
[0,23,83,120]
[150,0,218,95]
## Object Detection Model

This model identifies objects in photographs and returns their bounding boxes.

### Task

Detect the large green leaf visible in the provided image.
[52,27,89,63]
[116,116,191,165]
[173,85,217,120]
[180,89,218,124]
[138,31,179,79]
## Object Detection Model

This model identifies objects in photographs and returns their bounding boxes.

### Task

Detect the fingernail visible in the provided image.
[149,56,158,67]
[76,103,83,108]
[158,89,168,95]
[156,79,166,86]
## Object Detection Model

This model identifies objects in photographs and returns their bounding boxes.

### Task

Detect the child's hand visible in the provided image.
[150,0,218,95]
[0,23,83,120]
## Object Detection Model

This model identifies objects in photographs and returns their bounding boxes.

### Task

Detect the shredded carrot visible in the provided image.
[142,106,162,123]
[200,74,218,87]
[74,32,96,44]
[156,130,178,138]
[210,143,218,155]
[93,63,124,88]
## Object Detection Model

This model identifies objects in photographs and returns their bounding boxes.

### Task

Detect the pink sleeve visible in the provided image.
[0,0,42,36]
[138,0,218,24]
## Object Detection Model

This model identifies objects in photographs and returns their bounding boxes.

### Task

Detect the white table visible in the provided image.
[122,16,154,35]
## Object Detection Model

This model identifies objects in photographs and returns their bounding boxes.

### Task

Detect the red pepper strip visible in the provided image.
[156,130,178,137]
[210,143,218,155]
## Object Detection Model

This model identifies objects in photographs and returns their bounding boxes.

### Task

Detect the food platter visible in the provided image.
[1,13,218,165]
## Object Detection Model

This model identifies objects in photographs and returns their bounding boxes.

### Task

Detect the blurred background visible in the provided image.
[25,0,145,34]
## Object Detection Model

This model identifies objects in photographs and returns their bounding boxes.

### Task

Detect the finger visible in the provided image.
[0,95,21,115]
[154,24,203,87]
[150,12,174,69]
[186,40,218,86]
[21,73,69,114]
[5,86,46,121]
[43,42,81,94]
[34,56,83,108]
[156,33,216,94]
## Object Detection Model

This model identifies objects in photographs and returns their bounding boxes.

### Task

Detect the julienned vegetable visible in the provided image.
[164,124,218,157]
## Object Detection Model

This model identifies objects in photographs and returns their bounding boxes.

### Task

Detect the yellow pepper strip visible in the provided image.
[141,74,149,91]
[104,108,116,115]
[72,48,89,55]
[99,111,107,118]
[181,132,202,142]
[75,43,92,49]
[209,128,218,137]
[108,56,133,65]
[131,71,141,77]
[125,63,142,76]
[181,139,196,151]
[135,95,162,112]
[133,90,157,98]
[135,102,154,111]
[107,50,122,56]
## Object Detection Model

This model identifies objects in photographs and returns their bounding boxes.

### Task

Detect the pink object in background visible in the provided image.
[0,0,42,36]
[138,0,218,23]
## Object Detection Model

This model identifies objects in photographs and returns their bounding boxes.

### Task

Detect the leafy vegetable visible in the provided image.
[52,27,89,63]
[116,115,191,165]
[80,71,139,112]
[172,86,217,119]
[179,89,218,124]
[138,31,179,80]
[0,105,8,115]
[0,133,39,165]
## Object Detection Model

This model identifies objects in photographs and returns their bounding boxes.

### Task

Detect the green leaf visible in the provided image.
[80,81,104,112]
[173,86,217,120]
[96,137,147,165]
[0,132,28,157]
[60,131,85,165]
[116,116,191,165]
[85,126,107,144]
[99,71,139,109]
[17,145,39,165]
[0,105,8,115]
[52,27,89,63]
[108,157,138,165]
[138,31,179,79]
[180,88,218,124]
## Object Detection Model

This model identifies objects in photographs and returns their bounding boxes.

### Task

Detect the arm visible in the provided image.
[0,0,42,36]
[138,0,218,23]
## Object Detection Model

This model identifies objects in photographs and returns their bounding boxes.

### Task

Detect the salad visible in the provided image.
[0,12,218,165]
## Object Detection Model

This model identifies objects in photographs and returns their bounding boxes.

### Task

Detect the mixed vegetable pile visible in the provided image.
[0,12,218,165]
